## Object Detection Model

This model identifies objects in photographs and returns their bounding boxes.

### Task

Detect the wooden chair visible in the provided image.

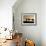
[15,33,23,46]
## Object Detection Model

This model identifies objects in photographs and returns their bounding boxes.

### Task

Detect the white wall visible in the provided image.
[41,0,46,46]
[0,0,16,29]
[13,0,41,46]
[13,0,46,46]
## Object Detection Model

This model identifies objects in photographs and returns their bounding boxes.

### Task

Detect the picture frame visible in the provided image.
[21,13,37,26]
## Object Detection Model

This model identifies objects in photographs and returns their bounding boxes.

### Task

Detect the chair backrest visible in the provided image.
[13,33,22,39]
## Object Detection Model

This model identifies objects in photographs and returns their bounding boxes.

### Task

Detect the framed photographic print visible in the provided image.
[21,13,37,26]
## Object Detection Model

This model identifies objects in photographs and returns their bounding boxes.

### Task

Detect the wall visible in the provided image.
[13,0,46,46]
[41,0,46,46]
[13,0,41,46]
[0,0,16,29]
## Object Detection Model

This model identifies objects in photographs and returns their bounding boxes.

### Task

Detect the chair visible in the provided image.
[14,33,23,46]
[25,40,35,46]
